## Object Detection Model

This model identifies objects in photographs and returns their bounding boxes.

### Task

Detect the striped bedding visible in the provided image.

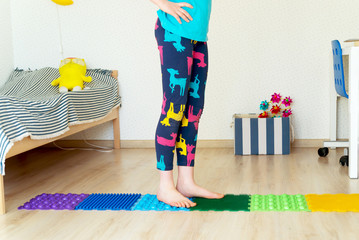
[0,67,121,175]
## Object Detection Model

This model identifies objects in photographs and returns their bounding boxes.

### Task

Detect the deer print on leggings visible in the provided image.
[188,105,202,130]
[161,92,167,115]
[180,105,202,129]
[176,134,187,156]
[181,115,188,127]
[186,144,195,166]
[187,57,193,75]
[189,74,200,99]
[193,51,207,67]
[158,46,164,65]
[157,155,166,170]
[161,102,185,126]
[157,132,177,147]
[164,30,186,52]
[168,68,187,96]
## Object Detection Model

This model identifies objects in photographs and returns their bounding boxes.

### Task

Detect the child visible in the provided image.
[150,0,224,208]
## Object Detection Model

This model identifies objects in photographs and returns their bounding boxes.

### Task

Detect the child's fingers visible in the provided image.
[178,8,193,21]
[172,13,182,24]
[176,10,190,23]
[179,2,193,9]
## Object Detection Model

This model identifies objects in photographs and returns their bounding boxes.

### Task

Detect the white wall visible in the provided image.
[0,0,14,87]
[10,0,359,140]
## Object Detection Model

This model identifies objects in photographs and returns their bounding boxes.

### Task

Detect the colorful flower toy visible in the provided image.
[270,105,281,115]
[282,109,292,118]
[271,93,282,103]
[282,97,292,107]
[259,111,269,118]
[260,100,269,111]
[258,93,293,118]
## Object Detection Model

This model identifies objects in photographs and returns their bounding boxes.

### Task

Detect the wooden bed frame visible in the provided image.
[0,70,121,214]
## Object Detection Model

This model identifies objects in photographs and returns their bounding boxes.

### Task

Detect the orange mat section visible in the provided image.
[305,194,359,212]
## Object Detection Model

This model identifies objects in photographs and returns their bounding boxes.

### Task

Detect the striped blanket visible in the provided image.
[0,67,121,175]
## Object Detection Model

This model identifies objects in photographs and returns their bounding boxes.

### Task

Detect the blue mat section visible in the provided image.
[132,194,190,211]
[75,193,141,211]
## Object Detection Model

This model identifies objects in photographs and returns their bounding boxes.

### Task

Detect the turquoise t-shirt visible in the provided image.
[157,0,212,42]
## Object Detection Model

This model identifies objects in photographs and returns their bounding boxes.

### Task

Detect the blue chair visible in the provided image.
[332,40,349,98]
[318,40,349,166]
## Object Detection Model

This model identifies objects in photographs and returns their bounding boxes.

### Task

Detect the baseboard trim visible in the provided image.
[41,139,331,149]
[291,139,326,148]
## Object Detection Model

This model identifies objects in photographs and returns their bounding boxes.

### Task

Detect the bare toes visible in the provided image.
[187,201,194,207]
[186,200,194,207]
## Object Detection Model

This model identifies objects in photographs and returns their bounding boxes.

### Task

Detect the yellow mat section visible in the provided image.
[305,194,359,212]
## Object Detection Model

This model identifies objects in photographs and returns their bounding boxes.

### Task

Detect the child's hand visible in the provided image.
[158,1,193,24]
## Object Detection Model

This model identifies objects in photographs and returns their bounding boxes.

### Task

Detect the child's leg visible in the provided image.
[155,18,193,171]
[176,41,208,168]
[154,19,196,207]
[176,42,224,199]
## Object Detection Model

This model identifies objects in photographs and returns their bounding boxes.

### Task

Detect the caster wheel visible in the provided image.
[318,147,329,157]
[339,155,349,166]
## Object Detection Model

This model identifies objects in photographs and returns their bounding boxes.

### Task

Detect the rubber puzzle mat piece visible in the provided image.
[250,194,310,212]
[18,193,89,210]
[132,194,190,211]
[190,194,250,211]
[305,194,359,212]
[75,193,141,211]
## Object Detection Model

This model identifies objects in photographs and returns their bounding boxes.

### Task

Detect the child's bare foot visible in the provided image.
[176,181,224,199]
[157,186,197,208]
[176,166,224,199]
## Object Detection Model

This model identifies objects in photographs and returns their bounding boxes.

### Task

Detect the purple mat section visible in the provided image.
[18,193,89,210]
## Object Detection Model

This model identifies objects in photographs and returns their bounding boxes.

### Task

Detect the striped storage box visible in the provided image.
[234,114,290,155]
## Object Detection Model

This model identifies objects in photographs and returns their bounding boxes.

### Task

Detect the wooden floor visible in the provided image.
[1,147,359,240]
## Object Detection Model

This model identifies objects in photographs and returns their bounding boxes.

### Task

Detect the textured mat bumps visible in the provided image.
[18,193,89,210]
[19,193,359,213]
[250,194,310,212]
[305,194,359,212]
[132,194,190,211]
[190,194,250,212]
[75,193,142,211]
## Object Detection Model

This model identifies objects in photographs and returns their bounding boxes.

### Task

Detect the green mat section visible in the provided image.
[250,194,310,212]
[190,194,250,211]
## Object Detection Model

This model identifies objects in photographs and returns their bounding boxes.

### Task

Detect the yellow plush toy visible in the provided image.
[51,0,74,6]
[51,58,92,93]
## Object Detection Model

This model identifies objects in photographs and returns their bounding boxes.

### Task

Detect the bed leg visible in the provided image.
[0,175,5,214]
[113,108,121,149]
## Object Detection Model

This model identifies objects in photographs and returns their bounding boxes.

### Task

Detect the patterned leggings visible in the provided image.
[154,18,208,171]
